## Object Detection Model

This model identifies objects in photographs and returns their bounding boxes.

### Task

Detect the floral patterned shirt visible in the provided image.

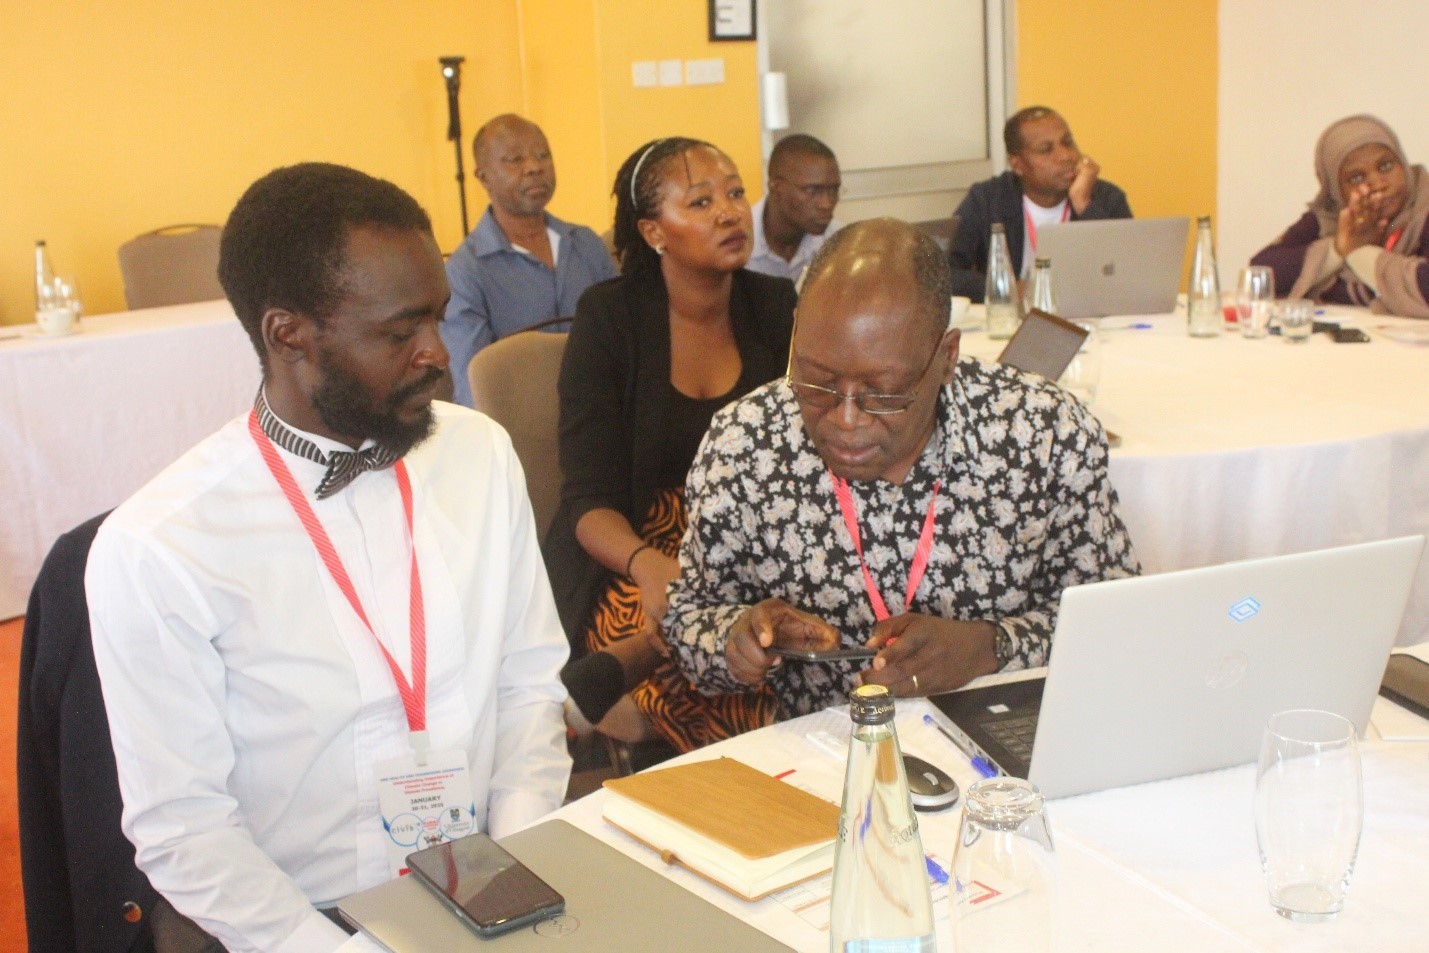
[663,357,1139,719]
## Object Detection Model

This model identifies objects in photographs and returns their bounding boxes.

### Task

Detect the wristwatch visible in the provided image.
[993,623,1015,669]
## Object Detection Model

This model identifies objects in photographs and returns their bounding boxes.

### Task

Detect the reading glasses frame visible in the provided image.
[787,335,946,416]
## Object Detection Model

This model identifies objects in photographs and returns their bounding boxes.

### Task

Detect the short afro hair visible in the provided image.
[768,133,836,178]
[218,162,432,368]
[1003,106,1059,156]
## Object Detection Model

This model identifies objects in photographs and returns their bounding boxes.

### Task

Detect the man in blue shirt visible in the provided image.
[442,114,617,406]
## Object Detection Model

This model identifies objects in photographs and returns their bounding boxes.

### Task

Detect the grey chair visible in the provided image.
[466,323,568,540]
[117,224,224,310]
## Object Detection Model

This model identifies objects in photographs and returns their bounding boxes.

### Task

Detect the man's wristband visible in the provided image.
[624,543,652,578]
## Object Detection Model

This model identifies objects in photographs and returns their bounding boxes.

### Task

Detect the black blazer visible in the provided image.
[948,170,1133,300]
[542,267,796,646]
[18,512,159,953]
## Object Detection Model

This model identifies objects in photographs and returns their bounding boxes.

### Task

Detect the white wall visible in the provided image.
[1218,0,1429,279]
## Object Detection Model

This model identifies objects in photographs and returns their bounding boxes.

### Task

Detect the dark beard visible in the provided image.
[311,353,440,458]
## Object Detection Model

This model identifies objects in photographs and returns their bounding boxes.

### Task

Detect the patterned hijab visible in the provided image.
[1310,114,1429,240]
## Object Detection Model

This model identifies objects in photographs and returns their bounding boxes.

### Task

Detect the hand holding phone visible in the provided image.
[407,833,564,937]
[767,645,877,663]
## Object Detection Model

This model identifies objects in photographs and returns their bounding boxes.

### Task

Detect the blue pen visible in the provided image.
[1100,321,1153,331]
[923,713,998,779]
[924,854,950,885]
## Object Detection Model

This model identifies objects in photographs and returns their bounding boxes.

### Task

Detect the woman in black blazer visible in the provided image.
[545,137,796,752]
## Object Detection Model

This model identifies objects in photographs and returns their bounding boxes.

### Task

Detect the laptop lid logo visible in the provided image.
[1228,597,1262,621]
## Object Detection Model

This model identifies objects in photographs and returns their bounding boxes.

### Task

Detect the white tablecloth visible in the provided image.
[959,310,1429,645]
[554,673,1429,952]
[0,300,258,619]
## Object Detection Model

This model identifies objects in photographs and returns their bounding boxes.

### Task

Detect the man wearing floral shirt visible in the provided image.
[663,218,1138,721]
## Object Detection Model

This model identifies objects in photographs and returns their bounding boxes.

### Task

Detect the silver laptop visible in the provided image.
[930,536,1424,799]
[1036,217,1189,318]
[338,819,793,952]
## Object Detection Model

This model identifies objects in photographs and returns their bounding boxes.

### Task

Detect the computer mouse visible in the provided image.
[903,754,960,811]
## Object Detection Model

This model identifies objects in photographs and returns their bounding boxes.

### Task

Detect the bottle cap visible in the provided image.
[849,683,895,725]
[991,222,1005,234]
[1196,215,1212,225]
[1034,257,1051,268]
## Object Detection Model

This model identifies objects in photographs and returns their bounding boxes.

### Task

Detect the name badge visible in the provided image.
[375,749,478,878]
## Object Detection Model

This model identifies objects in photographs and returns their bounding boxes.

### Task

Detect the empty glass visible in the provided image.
[950,777,1056,952]
[1279,298,1315,343]
[1237,266,1274,339]
[35,274,81,336]
[1057,320,1101,407]
[1254,709,1362,922]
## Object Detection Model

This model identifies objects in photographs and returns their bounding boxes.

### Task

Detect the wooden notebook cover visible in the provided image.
[603,757,839,860]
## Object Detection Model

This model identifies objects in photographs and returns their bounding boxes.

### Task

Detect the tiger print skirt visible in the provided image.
[584,487,778,753]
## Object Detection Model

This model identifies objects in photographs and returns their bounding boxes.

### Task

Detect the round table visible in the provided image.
[958,308,1429,645]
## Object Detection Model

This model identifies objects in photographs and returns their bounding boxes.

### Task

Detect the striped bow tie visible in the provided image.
[254,391,400,498]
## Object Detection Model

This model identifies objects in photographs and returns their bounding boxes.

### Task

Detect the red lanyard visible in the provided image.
[1386,228,1405,253]
[831,472,941,620]
[1024,201,1071,253]
[247,412,428,751]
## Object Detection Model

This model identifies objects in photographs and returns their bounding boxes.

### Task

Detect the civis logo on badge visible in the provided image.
[1228,597,1262,622]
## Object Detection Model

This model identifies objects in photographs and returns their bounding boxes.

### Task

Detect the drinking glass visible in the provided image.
[35,274,81,336]
[1057,320,1101,407]
[1278,298,1314,343]
[1237,266,1274,339]
[1254,709,1362,922]
[951,777,1056,953]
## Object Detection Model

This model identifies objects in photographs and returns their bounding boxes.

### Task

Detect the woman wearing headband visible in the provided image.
[1252,114,1429,317]
[545,138,796,753]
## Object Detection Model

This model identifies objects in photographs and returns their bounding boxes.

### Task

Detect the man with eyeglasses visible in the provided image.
[746,134,844,284]
[949,106,1133,301]
[663,219,1137,722]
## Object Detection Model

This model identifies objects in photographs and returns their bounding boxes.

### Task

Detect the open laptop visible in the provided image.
[338,819,793,952]
[1035,217,1189,318]
[929,537,1424,799]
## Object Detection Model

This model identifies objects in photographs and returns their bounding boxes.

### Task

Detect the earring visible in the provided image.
[655,245,667,256]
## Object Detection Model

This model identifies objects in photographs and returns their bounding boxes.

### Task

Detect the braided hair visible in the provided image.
[611,136,717,276]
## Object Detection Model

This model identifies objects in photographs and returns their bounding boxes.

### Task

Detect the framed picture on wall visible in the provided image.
[709,0,756,41]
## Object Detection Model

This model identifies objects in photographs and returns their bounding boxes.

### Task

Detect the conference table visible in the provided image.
[0,300,257,619]
[957,307,1429,647]
[554,665,1429,952]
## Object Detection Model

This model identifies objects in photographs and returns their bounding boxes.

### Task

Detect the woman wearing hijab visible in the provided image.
[1252,114,1429,317]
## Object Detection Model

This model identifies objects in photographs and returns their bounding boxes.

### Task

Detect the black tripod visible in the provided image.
[440,56,470,237]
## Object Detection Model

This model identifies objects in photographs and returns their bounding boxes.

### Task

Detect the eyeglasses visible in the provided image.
[788,338,945,416]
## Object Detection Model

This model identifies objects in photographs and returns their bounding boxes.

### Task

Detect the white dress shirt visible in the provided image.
[746,196,843,285]
[87,401,571,953]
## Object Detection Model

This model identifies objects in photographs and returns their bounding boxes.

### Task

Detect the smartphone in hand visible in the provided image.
[768,646,877,663]
[407,833,564,937]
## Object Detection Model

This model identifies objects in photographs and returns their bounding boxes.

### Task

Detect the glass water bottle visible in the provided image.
[985,223,1020,340]
[1187,216,1222,338]
[828,684,935,953]
[1028,257,1058,315]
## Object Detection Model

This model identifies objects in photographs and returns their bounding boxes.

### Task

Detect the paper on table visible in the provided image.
[1371,696,1429,741]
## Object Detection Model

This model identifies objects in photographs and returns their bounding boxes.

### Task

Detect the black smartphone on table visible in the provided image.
[406,832,564,937]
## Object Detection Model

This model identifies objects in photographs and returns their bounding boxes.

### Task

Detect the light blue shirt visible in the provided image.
[443,207,618,407]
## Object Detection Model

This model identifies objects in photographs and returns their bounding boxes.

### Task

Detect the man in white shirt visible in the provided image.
[86,162,571,953]
[747,134,844,285]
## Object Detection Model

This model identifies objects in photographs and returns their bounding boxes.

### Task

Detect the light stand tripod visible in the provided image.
[439,56,470,237]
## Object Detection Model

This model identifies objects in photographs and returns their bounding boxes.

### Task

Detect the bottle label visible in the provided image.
[843,940,927,952]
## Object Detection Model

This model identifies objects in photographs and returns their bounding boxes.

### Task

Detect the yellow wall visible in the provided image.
[1016,0,1218,225]
[516,0,764,235]
[3,0,1214,325]
[0,0,525,325]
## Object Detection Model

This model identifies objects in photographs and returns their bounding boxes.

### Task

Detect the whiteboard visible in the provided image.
[765,0,989,173]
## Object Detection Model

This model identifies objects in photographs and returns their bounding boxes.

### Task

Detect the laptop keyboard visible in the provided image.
[984,713,1039,762]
